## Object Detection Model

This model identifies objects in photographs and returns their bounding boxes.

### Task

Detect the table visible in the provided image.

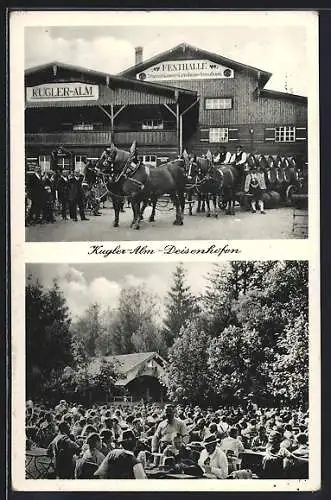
[26,448,55,479]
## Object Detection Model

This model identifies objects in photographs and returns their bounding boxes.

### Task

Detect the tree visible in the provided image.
[26,277,73,398]
[267,314,309,405]
[162,320,213,406]
[109,284,166,355]
[71,303,107,357]
[207,325,269,405]
[200,263,236,335]
[163,263,197,347]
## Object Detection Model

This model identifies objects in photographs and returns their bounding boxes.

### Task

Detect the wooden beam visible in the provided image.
[113,105,126,120]
[97,104,113,122]
[163,103,176,118]
[176,100,180,155]
[179,115,183,155]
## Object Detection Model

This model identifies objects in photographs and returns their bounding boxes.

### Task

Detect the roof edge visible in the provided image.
[118,42,272,86]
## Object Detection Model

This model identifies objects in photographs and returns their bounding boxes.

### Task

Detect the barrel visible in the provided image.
[269,190,281,207]
[276,166,286,183]
[267,155,276,169]
[258,155,269,170]
[262,191,272,208]
[246,154,257,169]
[267,166,278,186]
[287,156,297,168]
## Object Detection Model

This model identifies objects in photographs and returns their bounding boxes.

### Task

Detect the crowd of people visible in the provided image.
[25,162,105,226]
[26,400,309,480]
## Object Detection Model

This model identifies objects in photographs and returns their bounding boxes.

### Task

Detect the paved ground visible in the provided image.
[26,202,307,242]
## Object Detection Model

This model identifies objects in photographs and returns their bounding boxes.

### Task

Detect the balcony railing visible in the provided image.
[26,129,178,147]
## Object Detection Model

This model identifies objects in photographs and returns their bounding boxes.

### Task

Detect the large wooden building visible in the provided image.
[25,43,307,171]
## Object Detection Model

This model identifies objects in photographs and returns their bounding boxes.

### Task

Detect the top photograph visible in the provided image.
[23,15,314,242]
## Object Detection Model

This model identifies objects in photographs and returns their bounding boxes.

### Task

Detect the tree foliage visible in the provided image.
[26,277,73,398]
[163,263,198,347]
[108,284,166,356]
[162,320,213,406]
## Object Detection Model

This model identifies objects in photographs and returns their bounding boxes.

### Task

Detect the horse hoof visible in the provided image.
[206,213,210,218]
[113,222,119,227]
[139,216,144,221]
[149,217,154,222]
[179,221,184,225]
[173,220,178,225]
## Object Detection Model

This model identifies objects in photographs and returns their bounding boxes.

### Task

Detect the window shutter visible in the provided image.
[200,128,209,142]
[265,127,275,141]
[228,128,238,141]
[295,126,307,141]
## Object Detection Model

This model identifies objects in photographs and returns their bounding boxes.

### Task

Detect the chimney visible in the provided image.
[135,46,143,66]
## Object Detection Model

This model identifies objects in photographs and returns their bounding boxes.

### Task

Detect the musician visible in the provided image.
[230,145,248,166]
[42,171,56,223]
[244,164,267,214]
[213,146,232,164]
[69,171,89,222]
[55,169,70,220]
[26,165,47,224]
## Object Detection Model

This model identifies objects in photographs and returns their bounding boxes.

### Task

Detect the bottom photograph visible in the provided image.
[25,260,309,481]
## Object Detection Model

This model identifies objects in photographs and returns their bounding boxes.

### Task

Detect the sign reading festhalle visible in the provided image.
[136,59,234,81]
[26,82,99,102]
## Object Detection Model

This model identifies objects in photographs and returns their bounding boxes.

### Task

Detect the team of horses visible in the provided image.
[88,143,304,230]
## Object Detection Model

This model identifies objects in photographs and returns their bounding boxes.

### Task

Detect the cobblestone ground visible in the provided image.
[26,202,307,242]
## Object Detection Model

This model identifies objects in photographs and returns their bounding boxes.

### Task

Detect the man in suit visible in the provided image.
[68,171,89,221]
[26,165,47,224]
[55,169,70,220]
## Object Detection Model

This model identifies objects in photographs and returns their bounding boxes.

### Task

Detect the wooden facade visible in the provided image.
[25,44,308,165]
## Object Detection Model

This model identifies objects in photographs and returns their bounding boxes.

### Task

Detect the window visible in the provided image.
[142,119,164,130]
[205,98,232,110]
[209,128,229,143]
[73,123,94,131]
[57,157,71,170]
[75,155,86,173]
[39,155,51,172]
[275,126,296,143]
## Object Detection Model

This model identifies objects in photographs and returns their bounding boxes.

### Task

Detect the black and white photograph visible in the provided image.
[21,11,315,242]
[24,261,309,482]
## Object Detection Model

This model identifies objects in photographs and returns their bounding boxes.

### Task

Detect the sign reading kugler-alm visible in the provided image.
[26,82,99,102]
[136,59,234,81]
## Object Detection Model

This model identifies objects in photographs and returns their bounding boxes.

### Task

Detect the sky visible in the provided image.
[26,262,228,319]
[23,11,315,96]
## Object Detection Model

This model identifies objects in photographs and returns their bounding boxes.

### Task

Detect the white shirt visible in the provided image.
[220,437,245,457]
[230,152,248,165]
[152,417,189,452]
[198,446,229,479]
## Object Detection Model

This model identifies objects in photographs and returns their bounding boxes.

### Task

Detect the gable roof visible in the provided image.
[25,61,197,99]
[118,42,272,88]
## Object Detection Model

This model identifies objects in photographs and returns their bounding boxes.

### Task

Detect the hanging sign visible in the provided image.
[136,59,234,81]
[26,82,99,102]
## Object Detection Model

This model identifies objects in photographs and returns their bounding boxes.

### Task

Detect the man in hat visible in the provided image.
[198,434,229,479]
[68,170,89,222]
[94,430,147,479]
[244,163,267,214]
[152,404,189,453]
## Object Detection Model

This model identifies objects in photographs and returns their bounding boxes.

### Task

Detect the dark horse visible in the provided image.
[212,158,246,215]
[99,145,187,229]
[185,155,223,218]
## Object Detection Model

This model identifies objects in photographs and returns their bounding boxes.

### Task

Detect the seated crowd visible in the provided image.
[25,400,309,480]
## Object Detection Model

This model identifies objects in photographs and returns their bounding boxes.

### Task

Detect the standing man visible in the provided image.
[47,421,81,479]
[152,404,189,453]
[26,165,47,225]
[55,169,70,220]
[68,171,89,222]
